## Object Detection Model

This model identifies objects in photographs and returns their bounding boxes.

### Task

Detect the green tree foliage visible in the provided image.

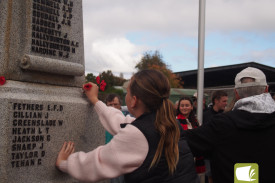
[135,50,166,70]
[135,50,183,88]
[85,73,96,83]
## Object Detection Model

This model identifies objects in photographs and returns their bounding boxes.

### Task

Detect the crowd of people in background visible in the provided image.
[171,90,229,183]
[56,67,275,183]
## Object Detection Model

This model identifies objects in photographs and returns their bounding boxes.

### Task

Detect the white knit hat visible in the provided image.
[235,67,267,88]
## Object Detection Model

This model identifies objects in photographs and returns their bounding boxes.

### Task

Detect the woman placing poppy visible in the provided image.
[55,70,199,183]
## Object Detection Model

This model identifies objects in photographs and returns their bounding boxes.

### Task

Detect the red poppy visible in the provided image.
[84,75,106,92]
[0,76,6,85]
[100,80,106,86]
[83,83,92,91]
[100,85,105,91]
[96,76,100,84]
[99,80,106,91]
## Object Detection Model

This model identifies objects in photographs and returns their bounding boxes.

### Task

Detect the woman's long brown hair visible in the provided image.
[130,69,180,174]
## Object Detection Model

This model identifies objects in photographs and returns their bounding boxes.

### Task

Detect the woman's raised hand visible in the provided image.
[83,82,99,105]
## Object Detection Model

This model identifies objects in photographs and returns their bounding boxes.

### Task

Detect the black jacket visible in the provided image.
[202,106,223,126]
[124,112,199,183]
[183,109,275,183]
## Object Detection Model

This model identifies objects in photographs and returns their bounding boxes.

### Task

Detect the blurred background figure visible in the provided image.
[105,93,122,110]
[105,93,122,143]
[202,90,228,183]
[105,93,125,183]
[176,96,205,183]
[203,90,228,125]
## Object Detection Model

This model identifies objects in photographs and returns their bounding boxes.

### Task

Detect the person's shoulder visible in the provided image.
[203,107,215,123]
[203,109,211,115]
[210,110,251,130]
[206,111,237,130]
[222,109,249,120]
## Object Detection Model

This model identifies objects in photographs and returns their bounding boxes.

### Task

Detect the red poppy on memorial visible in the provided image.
[96,76,100,84]
[83,76,107,92]
[0,76,6,85]
[99,80,107,91]
[83,83,92,91]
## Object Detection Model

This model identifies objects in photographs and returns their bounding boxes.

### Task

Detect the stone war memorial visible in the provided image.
[0,0,105,182]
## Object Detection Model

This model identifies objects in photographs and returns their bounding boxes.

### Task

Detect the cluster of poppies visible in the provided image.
[83,75,106,92]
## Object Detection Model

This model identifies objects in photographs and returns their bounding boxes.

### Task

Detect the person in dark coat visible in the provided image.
[202,90,228,183]
[183,67,275,183]
[203,90,228,126]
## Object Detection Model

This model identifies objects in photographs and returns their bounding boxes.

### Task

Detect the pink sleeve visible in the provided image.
[58,124,148,182]
[94,101,135,135]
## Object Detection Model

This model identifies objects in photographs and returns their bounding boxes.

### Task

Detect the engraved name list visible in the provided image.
[31,0,79,58]
[10,102,64,168]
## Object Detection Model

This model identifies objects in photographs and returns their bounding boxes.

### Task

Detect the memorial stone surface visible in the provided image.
[0,0,106,182]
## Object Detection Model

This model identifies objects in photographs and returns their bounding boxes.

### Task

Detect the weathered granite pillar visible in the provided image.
[0,0,106,182]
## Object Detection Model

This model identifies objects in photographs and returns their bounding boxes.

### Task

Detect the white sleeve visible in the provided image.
[58,124,148,182]
[94,101,135,135]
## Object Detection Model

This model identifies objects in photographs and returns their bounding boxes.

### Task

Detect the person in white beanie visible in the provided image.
[183,67,275,183]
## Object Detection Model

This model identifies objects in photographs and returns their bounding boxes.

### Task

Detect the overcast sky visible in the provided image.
[82,0,275,79]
